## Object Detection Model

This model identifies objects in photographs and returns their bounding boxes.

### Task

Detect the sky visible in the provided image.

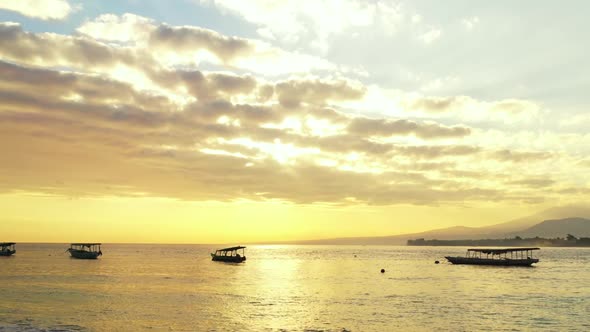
[0,0,589,244]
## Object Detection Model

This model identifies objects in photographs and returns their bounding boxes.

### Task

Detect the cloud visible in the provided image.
[76,13,154,43]
[408,96,465,113]
[0,22,146,72]
[419,76,460,92]
[0,0,75,20]
[150,24,255,64]
[0,16,584,207]
[489,99,540,115]
[462,16,480,30]
[200,0,403,50]
[419,28,441,44]
[395,145,480,159]
[0,60,172,112]
[508,178,555,188]
[558,113,590,131]
[0,60,530,205]
[276,78,366,107]
[398,94,543,125]
[78,13,255,64]
[492,149,553,163]
[348,117,471,139]
[76,13,337,75]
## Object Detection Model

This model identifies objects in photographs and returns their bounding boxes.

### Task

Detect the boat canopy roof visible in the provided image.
[217,246,246,252]
[71,243,101,246]
[0,242,16,246]
[468,247,539,254]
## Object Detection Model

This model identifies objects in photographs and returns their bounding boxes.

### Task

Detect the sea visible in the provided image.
[0,244,589,331]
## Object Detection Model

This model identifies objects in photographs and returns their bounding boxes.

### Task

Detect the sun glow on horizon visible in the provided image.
[0,192,545,243]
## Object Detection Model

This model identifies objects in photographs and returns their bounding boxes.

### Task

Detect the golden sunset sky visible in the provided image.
[1,1,589,243]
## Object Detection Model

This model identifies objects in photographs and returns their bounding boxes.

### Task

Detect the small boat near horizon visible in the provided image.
[0,242,16,256]
[67,243,102,259]
[211,246,246,263]
[445,247,540,267]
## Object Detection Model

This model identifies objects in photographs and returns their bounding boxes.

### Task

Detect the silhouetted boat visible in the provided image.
[67,243,103,259]
[211,246,246,263]
[445,248,539,266]
[0,242,16,256]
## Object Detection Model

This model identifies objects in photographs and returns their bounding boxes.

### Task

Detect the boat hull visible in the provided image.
[0,250,15,256]
[68,250,101,259]
[211,254,246,263]
[445,256,538,266]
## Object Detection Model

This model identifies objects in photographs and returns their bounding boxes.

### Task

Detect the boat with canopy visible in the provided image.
[445,247,540,266]
[211,246,246,263]
[67,243,103,259]
[0,242,16,256]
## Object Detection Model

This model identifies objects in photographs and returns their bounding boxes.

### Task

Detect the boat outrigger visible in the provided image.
[445,248,539,266]
[67,243,102,259]
[211,246,246,263]
[0,242,16,256]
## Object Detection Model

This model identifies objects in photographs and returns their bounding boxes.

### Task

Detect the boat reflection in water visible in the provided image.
[445,247,540,266]
[67,243,103,259]
[211,246,246,263]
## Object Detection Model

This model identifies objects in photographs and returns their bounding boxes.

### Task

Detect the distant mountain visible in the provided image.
[276,205,590,245]
[512,218,590,238]
[481,204,590,234]
[293,225,503,245]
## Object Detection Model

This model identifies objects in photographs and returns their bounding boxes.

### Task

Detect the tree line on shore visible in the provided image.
[407,234,590,246]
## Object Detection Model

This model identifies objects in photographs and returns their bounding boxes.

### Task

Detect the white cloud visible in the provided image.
[419,76,460,92]
[0,0,74,20]
[77,13,155,43]
[559,113,590,129]
[419,28,441,44]
[200,0,403,49]
[338,85,543,126]
[411,14,422,24]
[256,27,275,40]
[462,16,480,30]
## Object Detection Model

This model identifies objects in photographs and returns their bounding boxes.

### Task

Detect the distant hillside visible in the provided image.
[482,204,590,234]
[408,236,590,247]
[257,205,590,245]
[293,226,498,245]
[512,218,590,238]
[294,217,590,246]
[281,211,590,246]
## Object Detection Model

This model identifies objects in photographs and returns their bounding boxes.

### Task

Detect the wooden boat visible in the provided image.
[0,242,16,256]
[211,246,246,263]
[67,243,102,259]
[445,248,540,266]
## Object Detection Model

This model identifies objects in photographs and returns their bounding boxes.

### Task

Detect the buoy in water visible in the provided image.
[435,260,440,264]
[380,268,385,273]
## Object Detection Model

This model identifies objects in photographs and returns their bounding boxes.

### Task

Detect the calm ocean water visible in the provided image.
[0,244,589,331]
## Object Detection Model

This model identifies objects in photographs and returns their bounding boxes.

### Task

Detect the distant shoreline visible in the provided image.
[407,235,590,247]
